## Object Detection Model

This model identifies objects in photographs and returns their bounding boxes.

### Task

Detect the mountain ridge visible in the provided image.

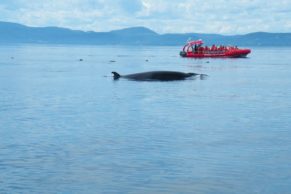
[1,21,291,46]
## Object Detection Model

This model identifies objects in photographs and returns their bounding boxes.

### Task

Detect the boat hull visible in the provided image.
[180,49,251,58]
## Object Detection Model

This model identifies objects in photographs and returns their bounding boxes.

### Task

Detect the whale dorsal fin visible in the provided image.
[112,71,121,80]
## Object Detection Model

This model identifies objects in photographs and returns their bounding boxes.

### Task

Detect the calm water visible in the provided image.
[0,44,291,194]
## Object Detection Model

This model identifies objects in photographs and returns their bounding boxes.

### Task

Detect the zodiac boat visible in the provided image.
[180,39,251,58]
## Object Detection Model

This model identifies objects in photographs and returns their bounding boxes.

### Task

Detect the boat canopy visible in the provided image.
[182,39,203,52]
[187,39,203,46]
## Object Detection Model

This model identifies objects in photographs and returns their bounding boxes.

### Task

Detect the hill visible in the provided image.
[1,21,291,46]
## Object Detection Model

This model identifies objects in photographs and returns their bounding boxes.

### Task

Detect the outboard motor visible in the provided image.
[180,51,187,57]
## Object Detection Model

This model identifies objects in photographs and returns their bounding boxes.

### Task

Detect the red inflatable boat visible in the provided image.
[180,39,251,58]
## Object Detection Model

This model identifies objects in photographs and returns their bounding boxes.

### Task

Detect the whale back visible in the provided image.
[112,71,198,81]
[131,71,192,81]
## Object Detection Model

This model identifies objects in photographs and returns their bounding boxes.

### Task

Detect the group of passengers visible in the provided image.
[193,44,238,54]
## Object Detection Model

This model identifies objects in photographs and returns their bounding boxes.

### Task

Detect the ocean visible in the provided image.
[0,44,291,193]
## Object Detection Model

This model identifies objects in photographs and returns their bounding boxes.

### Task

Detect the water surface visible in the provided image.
[0,45,291,193]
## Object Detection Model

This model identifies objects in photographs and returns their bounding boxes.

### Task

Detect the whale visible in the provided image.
[112,71,207,81]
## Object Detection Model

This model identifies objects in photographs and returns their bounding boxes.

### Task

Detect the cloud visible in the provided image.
[118,0,143,14]
[0,0,291,34]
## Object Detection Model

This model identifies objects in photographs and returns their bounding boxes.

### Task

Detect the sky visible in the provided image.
[1,0,291,34]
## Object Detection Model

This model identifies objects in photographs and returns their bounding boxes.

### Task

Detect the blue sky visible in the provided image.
[1,0,291,34]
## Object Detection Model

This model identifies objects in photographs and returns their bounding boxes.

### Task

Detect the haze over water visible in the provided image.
[0,44,291,193]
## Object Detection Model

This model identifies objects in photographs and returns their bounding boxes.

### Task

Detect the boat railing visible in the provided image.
[192,50,226,55]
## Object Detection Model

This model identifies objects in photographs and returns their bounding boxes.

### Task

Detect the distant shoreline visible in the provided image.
[1,21,291,46]
[0,42,291,48]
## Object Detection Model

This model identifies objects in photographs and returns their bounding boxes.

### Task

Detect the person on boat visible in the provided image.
[198,46,204,54]
[190,45,194,53]
[218,45,224,53]
[194,44,198,53]
[211,44,216,51]
[205,46,209,52]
